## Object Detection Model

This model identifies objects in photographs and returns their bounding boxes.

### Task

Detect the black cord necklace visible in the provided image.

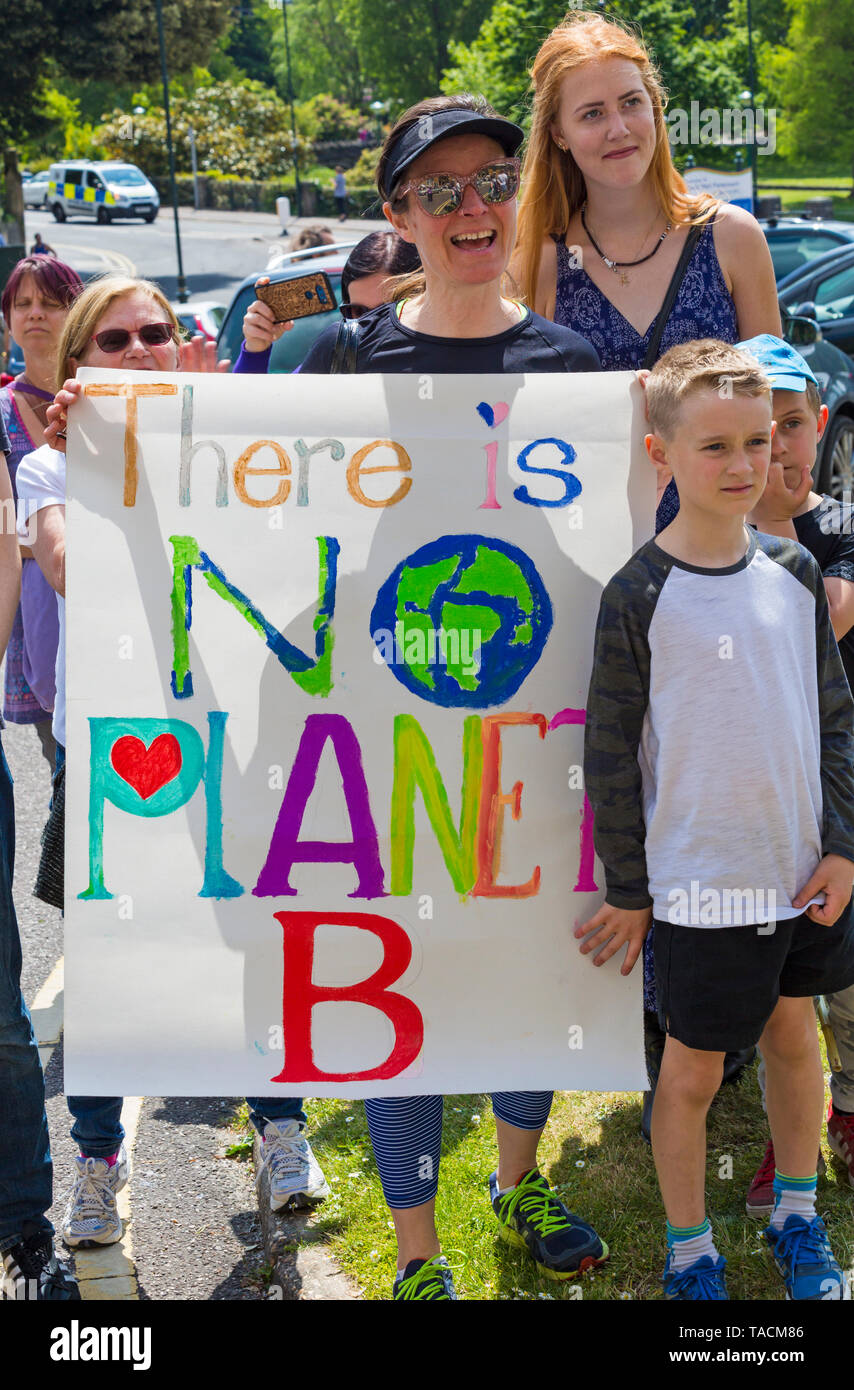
[581,203,671,286]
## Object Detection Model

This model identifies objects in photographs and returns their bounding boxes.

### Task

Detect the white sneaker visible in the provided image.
[61,1146,128,1247]
[256,1120,330,1211]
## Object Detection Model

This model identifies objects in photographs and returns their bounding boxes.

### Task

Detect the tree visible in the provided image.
[442,0,745,131]
[0,0,59,143]
[95,80,308,179]
[777,0,854,177]
[221,0,278,88]
[341,0,495,110]
[56,0,233,85]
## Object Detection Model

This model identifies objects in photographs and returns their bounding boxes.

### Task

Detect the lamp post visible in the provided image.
[369,99,386,146]
[280,0,301,217]
[155,0,188,302]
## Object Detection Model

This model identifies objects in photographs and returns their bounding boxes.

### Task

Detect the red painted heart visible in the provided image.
[110,734,183,800]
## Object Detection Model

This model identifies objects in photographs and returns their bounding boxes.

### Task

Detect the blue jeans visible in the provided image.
[246,1097,306,1133]
[65,1098,306,1152]
[0,737,53,1248]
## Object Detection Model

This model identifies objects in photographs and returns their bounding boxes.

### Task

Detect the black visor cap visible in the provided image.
[381,108,524,200]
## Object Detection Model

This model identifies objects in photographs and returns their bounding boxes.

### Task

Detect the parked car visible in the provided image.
[47,160,160,223]
[171,301,227,342]
[22,171,51,208]
[781,311,854,499]
[217,244,358,374]
[760,216,854,283]
[776,243,854,359]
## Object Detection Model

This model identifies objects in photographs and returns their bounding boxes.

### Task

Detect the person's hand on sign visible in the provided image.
[242,277,294,353]
[44,380,80,453]
[179,334,231,374]
[575,903,652,975]
[44,337,230,453]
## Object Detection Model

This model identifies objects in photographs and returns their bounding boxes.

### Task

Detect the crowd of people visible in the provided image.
[1,9,853,1303]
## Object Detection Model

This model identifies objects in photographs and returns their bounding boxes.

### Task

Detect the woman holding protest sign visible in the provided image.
[29,278,329,1247]
[238,93,608,1301]
[0,256,83,772]
[512,10,781,1131]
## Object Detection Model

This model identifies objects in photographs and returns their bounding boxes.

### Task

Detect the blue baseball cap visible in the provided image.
[736,333,819,392]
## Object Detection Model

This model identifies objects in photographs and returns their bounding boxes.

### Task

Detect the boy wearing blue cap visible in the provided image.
[740,333,854,1213]
[580,338,854,1300]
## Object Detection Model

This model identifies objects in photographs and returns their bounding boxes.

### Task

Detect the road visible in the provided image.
[23,204,386,307]
[10,204,377,1301]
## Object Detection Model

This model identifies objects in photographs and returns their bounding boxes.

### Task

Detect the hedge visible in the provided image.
[151,173,378,217]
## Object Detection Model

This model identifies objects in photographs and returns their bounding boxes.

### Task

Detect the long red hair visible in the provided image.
[515,10,717,307]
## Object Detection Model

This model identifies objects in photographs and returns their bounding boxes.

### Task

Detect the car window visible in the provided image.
[768,232,846,281]
[104,169,147,185]
[815,264,854,321]
[210,306,225,330]
[219,276,342,373]
[85,171,103,189]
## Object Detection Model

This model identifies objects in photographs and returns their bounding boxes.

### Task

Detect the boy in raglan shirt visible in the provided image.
[738,334,854,1213]
[579,339,854,1300]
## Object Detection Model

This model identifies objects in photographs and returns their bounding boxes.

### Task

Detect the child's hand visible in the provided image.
[574,903,652,974]
[43,378,84,453]
[751,461,813,528]
[793,854,854,925]
[242,278,294,353]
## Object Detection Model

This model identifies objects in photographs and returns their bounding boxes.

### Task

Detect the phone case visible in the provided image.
[257,273,336,322]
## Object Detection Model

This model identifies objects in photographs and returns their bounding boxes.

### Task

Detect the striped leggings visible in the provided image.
[364,1091,553,1209]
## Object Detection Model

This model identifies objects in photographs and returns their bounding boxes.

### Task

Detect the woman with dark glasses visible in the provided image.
[339,230,421,320]
[235,93,605,1302]
[16,275,236,1257]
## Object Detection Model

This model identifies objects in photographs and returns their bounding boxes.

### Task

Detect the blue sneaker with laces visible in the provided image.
[489,1168,608,1278]
[662,1252,728,1300]
[764,1214,852,1300]
[392,1255,457,1300]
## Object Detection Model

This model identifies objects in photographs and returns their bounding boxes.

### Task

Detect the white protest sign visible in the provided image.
[64,369,652,1097]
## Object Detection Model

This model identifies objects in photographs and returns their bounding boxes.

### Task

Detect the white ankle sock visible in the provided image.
[667,1220,719,1271]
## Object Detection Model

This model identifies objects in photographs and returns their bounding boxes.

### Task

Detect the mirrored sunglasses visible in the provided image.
[395,158,521,217]
[91,322,176,353]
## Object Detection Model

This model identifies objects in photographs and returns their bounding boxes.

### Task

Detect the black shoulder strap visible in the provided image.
[641,223,703,369]
[330,316,360,373]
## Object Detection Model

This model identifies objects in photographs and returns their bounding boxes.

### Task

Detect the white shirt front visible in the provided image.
[16,445,66,746]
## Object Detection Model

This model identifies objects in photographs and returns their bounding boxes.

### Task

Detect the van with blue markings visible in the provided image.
[47,161,160,224]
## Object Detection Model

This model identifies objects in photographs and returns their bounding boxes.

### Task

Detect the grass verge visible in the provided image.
[293,1060,853,1301]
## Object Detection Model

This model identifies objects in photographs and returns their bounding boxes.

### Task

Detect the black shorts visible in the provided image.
[654,899,854,1052]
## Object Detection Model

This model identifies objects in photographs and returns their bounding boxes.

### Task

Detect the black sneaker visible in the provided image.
[392,1255,457,1300]
[490,1168,608,1278]
[1,1222,80,1301]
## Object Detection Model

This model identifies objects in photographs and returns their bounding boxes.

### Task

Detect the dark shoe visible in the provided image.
[722,1046,756,1085]
[490,1168,608,1278]
[1,1223,80,1300]
[392,1255,457,1300]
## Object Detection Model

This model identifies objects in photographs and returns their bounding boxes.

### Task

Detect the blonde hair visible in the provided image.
[646,339,771,439]
[515,9,717,308]
[56,274,181,389]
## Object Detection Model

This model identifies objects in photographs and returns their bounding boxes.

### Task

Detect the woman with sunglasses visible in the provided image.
[40,282,336,1239]
[17,275,236,1254]
[236,93,606,1302]
[0,257,83,773]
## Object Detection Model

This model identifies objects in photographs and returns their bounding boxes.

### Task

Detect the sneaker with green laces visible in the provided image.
[489,1168,608,1279]
[392,1255,457,1300]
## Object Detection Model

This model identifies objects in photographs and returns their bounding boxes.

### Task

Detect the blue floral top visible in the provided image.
[554,218,738,1014]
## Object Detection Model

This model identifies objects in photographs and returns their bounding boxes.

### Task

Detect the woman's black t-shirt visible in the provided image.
[299,302,602,375]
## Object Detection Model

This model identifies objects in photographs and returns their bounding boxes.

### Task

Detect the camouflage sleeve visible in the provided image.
[813,573,854,860]
[583,547,670,909]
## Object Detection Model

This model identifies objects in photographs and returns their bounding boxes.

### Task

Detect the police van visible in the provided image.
[47,161,160,224]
